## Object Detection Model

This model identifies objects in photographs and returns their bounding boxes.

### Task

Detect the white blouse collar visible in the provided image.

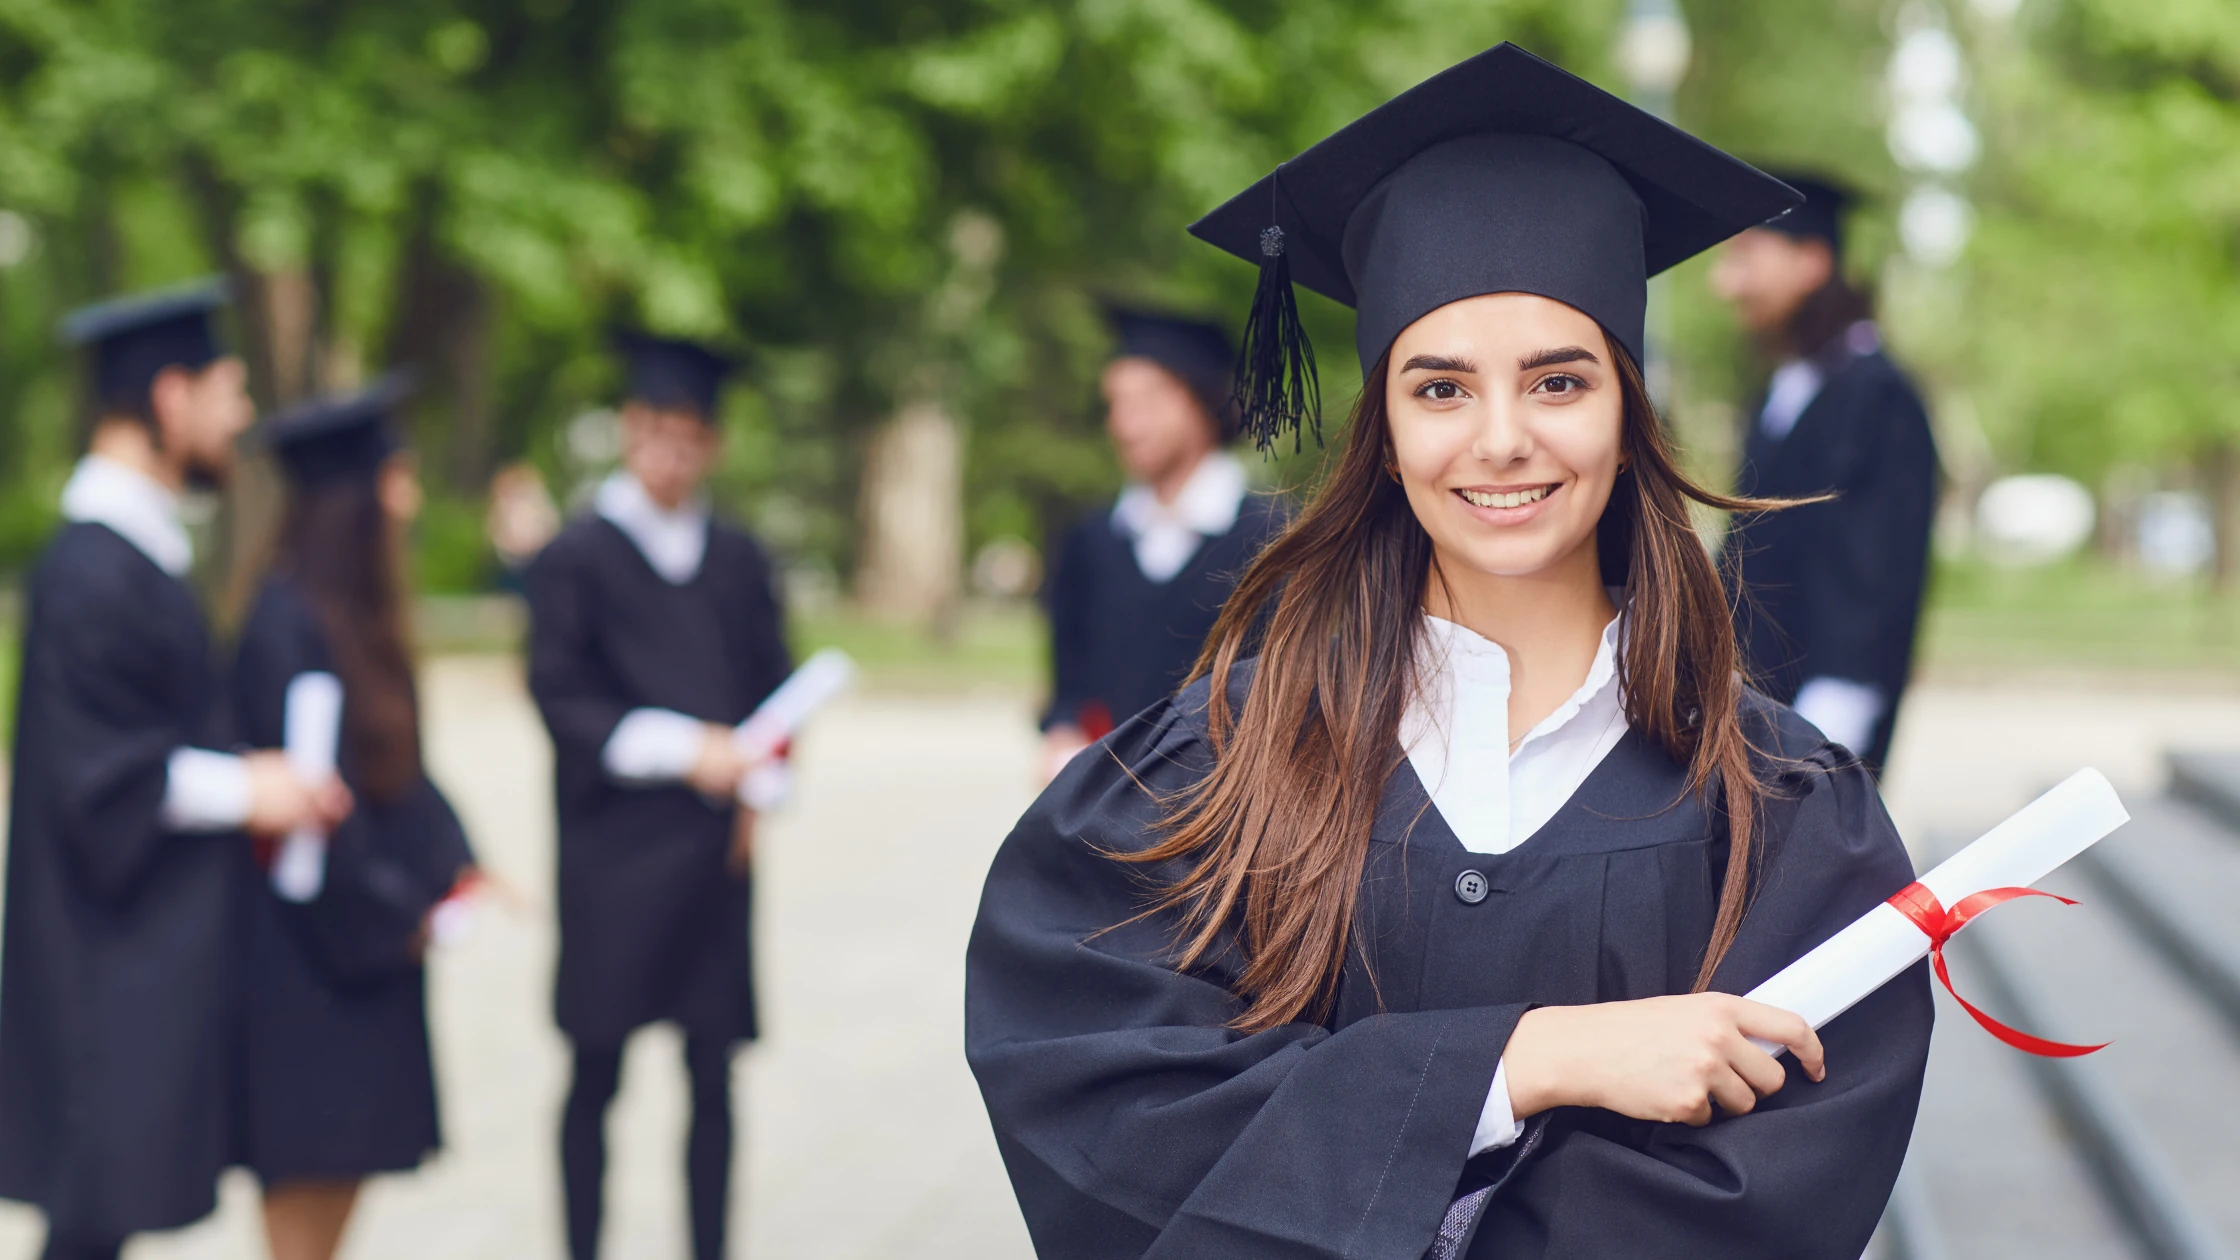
[1401,611,1630,855]
[60,455,193,577]
[595,472,710,586]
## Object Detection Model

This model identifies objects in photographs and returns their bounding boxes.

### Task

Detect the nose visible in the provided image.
[1467,392,1534,471]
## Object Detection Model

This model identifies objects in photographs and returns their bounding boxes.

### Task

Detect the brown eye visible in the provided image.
[1415,379,1466,401]
[1534,373,1587,396]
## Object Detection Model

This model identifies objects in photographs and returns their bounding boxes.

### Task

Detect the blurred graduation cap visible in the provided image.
[1102,305,1238,436]
[60,278,231,414]
[1757,169,1861,259]
[260,373,414,486]
[614,332,736,422]
[1189,42,1799,450]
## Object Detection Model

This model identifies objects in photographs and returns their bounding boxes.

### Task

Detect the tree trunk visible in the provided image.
[853,399,965,631]
[384,193,498,497]
[2208,438,2239,593]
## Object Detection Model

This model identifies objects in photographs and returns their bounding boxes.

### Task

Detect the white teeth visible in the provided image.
[1459,485,1552,509]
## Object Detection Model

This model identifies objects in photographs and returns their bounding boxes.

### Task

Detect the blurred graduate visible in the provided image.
[526,334,792,1260]
[229,377,480,1260]
[1037,307,1285,780]
[1711,174,1940,773]
[0,283,350,1260]
[969,47,1930,1260]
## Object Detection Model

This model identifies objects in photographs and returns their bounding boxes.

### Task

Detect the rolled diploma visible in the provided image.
[272,671,344,904]
[1744,767,2130,1053]
[732,648,856,806]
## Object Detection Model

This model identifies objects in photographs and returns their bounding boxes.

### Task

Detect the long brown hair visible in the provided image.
[1123,342,1789,1032]
[275,468,422,804]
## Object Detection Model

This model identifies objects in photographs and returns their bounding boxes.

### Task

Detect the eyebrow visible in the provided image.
[1398,354,1477,374]
[1518,346,1600,371]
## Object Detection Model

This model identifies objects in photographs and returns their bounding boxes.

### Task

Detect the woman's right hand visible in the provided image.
[1501,993,1825,1127]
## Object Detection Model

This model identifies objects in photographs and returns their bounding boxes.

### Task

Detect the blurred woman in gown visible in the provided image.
[231,378,479,1260]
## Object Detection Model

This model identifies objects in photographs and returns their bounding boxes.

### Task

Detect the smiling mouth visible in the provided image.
[1456,484,1556,509]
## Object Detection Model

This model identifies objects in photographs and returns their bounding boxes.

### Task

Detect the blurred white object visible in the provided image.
[1889,24,1964,103]
[2137,491,2215,576]
[1889,104,1980,175]
[1898,186,1975,267]
[733,649,856,807]
[0,210,35,269]
[1975,474,2095,566]
[274,672,344,904]
[972,537,1041,599]
[1617,0,1692,96]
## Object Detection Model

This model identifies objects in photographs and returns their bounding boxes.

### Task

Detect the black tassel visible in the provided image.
[1231,224,1321,453]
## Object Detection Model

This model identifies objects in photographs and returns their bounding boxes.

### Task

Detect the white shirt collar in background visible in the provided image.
[1109,451,1247,584]
[61,454,192,577]
[1399,612,1630,855]
[1757,319,1881,442]
[596,472,709,585]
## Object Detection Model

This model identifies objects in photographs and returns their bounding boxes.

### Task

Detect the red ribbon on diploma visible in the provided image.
[1886,881,2108,1058]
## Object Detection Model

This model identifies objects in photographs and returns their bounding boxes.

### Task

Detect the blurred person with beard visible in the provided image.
[1711,176,1939,774]
[1036,308,1286,781]
[526,334,791,1260]
[230,378,480,1260]
[0,282,352,1260]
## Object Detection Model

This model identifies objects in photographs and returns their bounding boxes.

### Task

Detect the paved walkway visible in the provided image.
[0,662,2230,1258]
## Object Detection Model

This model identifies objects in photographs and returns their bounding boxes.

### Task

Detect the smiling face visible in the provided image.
[1384,292,1626,586]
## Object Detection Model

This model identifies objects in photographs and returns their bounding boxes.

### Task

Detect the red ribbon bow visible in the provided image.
[1886,881,2107,1058]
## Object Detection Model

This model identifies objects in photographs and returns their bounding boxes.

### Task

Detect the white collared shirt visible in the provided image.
[1397,611,1632,1158]
[1109,452,1248,583]
[596,472,710,586]
[61,454,193,577]
[58,455,249,831]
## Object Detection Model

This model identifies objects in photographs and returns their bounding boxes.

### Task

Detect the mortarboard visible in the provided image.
[61,278,231,414]
[615,332,736,422]
[261,373,413,486]
[1189,43,1799,450]
[1756,169,1859,259]
[1103,305,1238,436]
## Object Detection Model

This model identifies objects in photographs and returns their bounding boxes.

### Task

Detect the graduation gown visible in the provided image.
[527,514,791,1049]
[229,579,474,1183]
[1040,497,1285,732]
[0,523,242,1237]
[1724,345,1939,769]
[966,669,1933,1259]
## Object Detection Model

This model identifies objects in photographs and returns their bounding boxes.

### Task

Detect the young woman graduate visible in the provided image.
[228,377,479,1260]
[1039,307,1286,780]
[526,333,792,1260]
[0,284,349,1260]
[966,45,1934,1260]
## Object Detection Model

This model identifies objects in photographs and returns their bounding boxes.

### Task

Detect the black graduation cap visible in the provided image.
[260,373,413,486]
[615,332,736,422]
[1189,43,1800,450]
[1103,305,1237,430]
[60,278,230,413]
[1757,169,1860,259]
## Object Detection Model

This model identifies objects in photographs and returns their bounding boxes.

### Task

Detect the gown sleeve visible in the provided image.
[967,688,1525,1260]
[1470,737,1934,1259]
[42,565,217,902]
[525,536,634,762]
[1038,517,1094,732]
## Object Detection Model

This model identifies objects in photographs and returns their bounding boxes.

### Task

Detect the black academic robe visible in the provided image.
[229,579,474,1183]
[1040,496,1285,732]
[1724,345,1939,770]
[0,523,242,1238]
[527,514,791,1050]
[967,668,1933,1260]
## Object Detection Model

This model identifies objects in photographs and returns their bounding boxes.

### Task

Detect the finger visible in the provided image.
[1707,1065,1757,1118]
[1725,1037,1788,1099]
[1733,1001,1822,1077]
[1681,1094,1714,1127]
